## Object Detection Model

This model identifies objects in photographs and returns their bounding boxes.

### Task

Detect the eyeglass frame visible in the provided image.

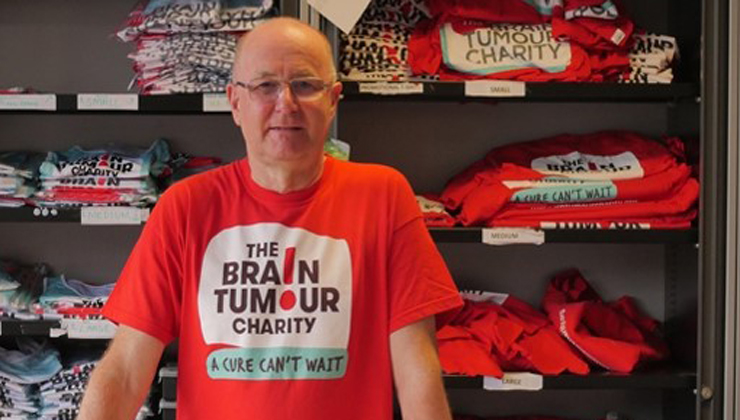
[232,77,337,102]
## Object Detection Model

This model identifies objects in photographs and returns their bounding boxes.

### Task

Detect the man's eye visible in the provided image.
[292,80,322,94]
[254,81,279,94]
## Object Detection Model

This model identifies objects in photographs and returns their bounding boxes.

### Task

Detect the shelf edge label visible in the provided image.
[0,94,57,111]
[358,82,424,95]
[203,93,231,112]
[482,228,545,246]
[77,94,138,111]
[49,327,66,338]
[464,81,526,98]
[484,373,543,391]
[81,207,148,225]
[61,319,117,339]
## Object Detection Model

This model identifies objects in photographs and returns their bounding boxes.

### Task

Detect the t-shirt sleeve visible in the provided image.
[102,187,186,344]
[387,173,463,333]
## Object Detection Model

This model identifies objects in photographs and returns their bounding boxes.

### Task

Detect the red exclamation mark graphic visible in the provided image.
[280,247,297,311]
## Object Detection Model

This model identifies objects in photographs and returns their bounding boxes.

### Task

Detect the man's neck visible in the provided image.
[248,156,325,194]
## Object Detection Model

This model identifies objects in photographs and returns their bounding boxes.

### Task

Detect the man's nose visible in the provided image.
[274,83,300,112]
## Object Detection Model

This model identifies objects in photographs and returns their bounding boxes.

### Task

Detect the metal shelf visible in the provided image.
[0,83,699,115]
[341,82,699,103]
[444,369,696,390]
[429,227,698,244]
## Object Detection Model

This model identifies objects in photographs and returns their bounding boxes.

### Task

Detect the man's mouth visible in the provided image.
[270,126,303,131]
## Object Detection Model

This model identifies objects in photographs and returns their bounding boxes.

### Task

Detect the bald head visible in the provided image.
[232,17,336,82]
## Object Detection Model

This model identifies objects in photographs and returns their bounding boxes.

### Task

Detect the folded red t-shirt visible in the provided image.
[441,131,687,212]
[457,162,692,225]
[409,19,592,82]
[492,177,698,222]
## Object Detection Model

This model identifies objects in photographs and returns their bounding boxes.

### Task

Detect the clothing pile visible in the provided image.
[0,342,152,420]
[621,32,678,84]
[0,152,43,208]
[33,276,114,321]
[439,131,698,230]
[165,153,223,186]
[117,0,276,94]
[416,194,456,227]
[0,259,114,323]
[437,289,589,377]
[437,269,668,377]
[0,340,62,420]
[408,0,678,83]
[34,139,170,208]
[0,260,49,320]
[542,269,669,372]
[340,0,435,81]
[36,358,98,420]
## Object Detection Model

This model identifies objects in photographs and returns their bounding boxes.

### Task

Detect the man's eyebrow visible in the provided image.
[251,71,278,79]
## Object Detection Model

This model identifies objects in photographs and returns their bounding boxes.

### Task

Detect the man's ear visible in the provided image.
[330,81,343,112]
[227,83,242,127]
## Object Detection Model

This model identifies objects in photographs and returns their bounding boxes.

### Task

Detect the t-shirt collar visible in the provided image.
[239,156,334,205]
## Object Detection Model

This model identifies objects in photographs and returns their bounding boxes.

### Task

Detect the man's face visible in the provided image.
[227,34,341,166]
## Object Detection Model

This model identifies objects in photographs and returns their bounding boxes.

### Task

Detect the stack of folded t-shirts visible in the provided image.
[0,340,63,420]
[542,269,669,373]
[118,0,275,94]
[340,0,435,81]
[33,276,114,321]
[416,194,456,227]
[620,32,678,84]
[408,0,678,83]
[37,358,98,420]
[0,260,49,321]
[34,139,170,208]
[440,131,698,229]
[437,290,589,377]
[0,152,43,208]
[166,153,223,185]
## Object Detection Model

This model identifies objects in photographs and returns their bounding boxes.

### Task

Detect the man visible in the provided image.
[78,17,462,420]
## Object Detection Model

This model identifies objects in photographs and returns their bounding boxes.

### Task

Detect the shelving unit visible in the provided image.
[0,0,730,419]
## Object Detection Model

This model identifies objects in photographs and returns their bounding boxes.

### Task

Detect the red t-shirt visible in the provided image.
[102,157,463,420]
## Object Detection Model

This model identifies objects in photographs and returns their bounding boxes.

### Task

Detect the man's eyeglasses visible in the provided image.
[233,77,332,102]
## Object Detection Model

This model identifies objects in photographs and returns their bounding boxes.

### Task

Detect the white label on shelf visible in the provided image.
[81,207,147,225]
[77,94,138,110]
[203,93,231,112]
[484,373,543,391]
[61,319,117,339]
[482,228,545,246]
[49,327,66,338]
[464,81,526,98]
[0,94,56,111]
[358,82,424,95]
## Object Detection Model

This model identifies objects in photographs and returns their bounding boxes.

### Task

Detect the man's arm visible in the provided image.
[77,325,165,420]
[391,316,453,420]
